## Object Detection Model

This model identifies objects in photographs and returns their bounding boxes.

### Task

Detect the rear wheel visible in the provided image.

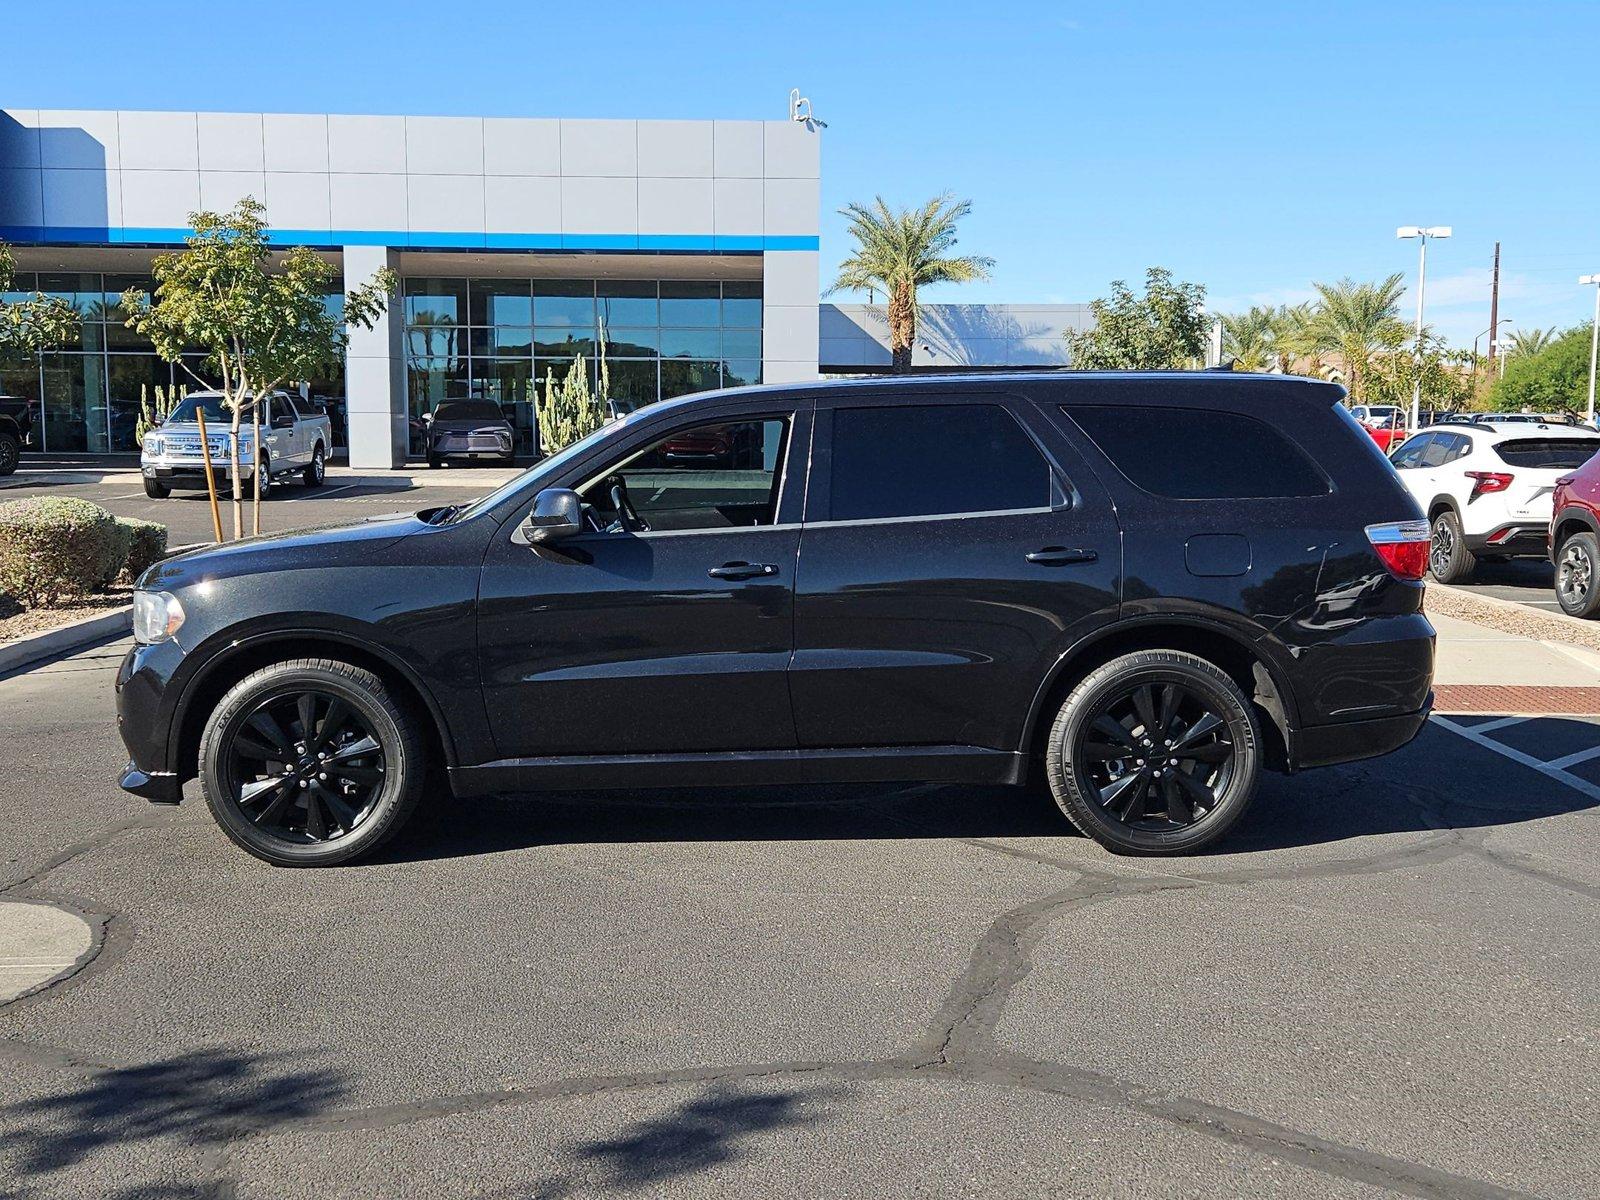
[143,479,170,499]
[1427,509,1475,583]
[1556,531,1600,618]
[303,443,325,486]
[199,658,426,866]
[0,430,18,476]
[1044,650,1261,855]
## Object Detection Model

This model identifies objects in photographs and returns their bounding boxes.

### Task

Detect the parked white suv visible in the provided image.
[1388,420,1600,582]
[141,391,331,500]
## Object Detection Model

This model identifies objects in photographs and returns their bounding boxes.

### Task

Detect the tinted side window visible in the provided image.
[829,403,1052,521]
[1493,438,1600,469]
[1390,434,1433,469]
[1417,435,1454,468]
[1066,405,1329,499]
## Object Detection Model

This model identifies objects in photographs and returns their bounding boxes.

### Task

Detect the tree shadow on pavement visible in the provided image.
[372,719,1598,865]
[1,1046,345,1183]
[530,1082,844,1197]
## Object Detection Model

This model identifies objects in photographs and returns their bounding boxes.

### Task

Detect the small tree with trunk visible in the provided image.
[120,199,396,538]
[1064,267,1208,369]
[830,194,993,373]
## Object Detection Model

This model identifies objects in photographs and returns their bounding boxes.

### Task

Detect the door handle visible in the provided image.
[707,561,779,580]
[1025,547,1098,565]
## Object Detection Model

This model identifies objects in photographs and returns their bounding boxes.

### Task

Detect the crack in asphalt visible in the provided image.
[0,776,1579,1200]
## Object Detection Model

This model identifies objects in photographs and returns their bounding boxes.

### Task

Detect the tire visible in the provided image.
[427,454,442,469]
[1555,531,1600,618]
[303,443,325,487]
[143,479,170,499]
[0,430,18,476]
[1427,509,1476,584]
[1043,650,1261,856]
[199,658,427,866]
[256,455,273,500]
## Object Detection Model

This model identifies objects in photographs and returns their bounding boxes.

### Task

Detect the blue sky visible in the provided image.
[8,0,1599,345]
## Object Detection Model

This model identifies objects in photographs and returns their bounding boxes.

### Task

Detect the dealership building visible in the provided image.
[0,105,1085,466]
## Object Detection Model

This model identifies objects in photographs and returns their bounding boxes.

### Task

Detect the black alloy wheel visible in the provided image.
[200,658,426,866]
[0,431,18,476]
[224,689,386,844]
[1556,532,1600,618]
[1045,650,1261,855]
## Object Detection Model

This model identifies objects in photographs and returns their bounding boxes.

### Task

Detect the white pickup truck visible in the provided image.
[140,390,331,499]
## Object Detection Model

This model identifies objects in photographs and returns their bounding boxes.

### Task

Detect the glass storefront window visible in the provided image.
[106,355,175,451]
[0,364,41,445]
[606,360,659,408]
[469,327,534,357]
[722,329,762,361]
[660,282,721,327]
[404,278,467,325]
[3,271,38,304]
[40,354,106,453]
[723,282,763,329]
[661,328,721,359]
[598,281,658,328]
[604,328,659,357]
[660,359,720,399]
[468,279,533,327]
[535,330,595,357]
[723,359,762,389]
[533,281,596,329]
[406,324,464,360]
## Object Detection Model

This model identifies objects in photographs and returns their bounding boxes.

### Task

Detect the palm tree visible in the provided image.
[1220,306,1276,371]
[1505,326,1556,358]
[831,194,994,373]
[1304,275,1408,400]
[1271,303,1322,377]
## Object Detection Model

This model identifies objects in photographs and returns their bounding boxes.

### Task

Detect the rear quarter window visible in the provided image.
[1064,405,1329,499]
[1492,438,1600,470]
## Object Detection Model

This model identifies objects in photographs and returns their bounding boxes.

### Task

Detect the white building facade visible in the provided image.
[0,108,821,466]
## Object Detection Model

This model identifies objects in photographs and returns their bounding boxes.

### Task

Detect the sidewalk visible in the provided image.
[2,461,523,491]
[1432,610,1600,714]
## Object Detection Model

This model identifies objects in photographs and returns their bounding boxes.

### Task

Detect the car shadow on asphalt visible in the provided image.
[371,722,1598,865]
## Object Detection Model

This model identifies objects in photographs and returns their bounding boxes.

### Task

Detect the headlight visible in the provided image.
[143,433,162,455]
[132,590,185,645]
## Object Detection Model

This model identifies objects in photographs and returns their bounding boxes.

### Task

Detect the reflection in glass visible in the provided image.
[534,330,595,357]
[606,360,659,407]
[106,355,174,450]
[722,282,763,329]
[406,324,463,359]
[660,359,720,399]
[660,281,720,327]
[403,278,467,324]
[661,328,721,359]
[533,280,596,329]
[41,354,108,452]
[722,359,762,388]
[722,329,761,361]
[468,279,533,327]
[604,327,659,357]
[598,281,658,327]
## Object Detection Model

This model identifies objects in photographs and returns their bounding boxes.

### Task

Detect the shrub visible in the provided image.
[118,518,168,583]
[0,496,122,607]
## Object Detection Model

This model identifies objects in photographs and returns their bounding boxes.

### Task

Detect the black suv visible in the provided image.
[116,373,1435,866]
[0,393,34,475]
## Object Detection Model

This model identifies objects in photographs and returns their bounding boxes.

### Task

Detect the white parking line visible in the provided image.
[284,483,362,500]
[1432,714,1600,804]
[1462,715,1528,734]
[1546,743,1600,771]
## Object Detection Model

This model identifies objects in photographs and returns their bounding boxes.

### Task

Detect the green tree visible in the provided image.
[1220,306,1276,371]
[1064,267,1208,369]
[1364,331,1475,412]
[1302,275,1408,401]
[1489,325,1592,414]
[830,194,993,373]
[0,242,80,367]
[1504,326,1557,359]
[121,198,396,539]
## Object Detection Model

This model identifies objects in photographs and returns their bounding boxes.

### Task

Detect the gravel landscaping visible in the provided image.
[0,587,132,645]
[1429,582,1600,652]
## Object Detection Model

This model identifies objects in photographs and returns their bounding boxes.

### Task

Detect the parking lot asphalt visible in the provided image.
[0,461,514,547]
[1453,558,1565,615]
[2,637,1597,1198]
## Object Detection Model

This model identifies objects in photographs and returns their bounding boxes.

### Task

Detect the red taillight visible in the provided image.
[1466,470,1513,498]
[1365,520,1430,581]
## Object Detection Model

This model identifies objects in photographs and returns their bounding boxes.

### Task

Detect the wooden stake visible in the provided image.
[195,407,225,544]
[252,403,262,537]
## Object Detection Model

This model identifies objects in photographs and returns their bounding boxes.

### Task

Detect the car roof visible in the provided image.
[1423,420,1600,440]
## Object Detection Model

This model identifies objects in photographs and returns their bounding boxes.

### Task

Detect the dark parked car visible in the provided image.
[0,393,35,475]
[116,373,1435,866]
[424,400,516,467]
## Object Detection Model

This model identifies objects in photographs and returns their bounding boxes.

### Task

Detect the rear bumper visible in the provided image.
[1465,523,1547,555]
[1292,695,1432,770]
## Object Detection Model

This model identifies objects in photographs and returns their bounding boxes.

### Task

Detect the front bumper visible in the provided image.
[116,640,188,804]
[119,761,182,804]
[143,462,256,486]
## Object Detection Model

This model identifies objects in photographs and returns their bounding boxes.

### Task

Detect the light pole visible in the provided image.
[1582,274,1600,425]
[1471,319,1511,393]
[1397,225,1452,429]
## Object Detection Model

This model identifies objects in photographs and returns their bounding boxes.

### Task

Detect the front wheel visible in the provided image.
[1556,532,1600,618]
[0,430,18,476]
[199,658,427,866]
[1428,509,1475,583]
[143,478,170,499]
[303,444,325,486]
[255,455,273,500]
[1044,650,1261,855]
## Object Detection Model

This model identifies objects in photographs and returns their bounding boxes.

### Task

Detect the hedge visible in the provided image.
[0,496,169,608]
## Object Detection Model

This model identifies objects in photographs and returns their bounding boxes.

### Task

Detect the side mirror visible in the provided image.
[525,488,583,543]
[271,414,295,430]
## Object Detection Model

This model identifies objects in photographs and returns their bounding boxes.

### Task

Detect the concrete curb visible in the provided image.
[0,901,95,1005]
[1435,583,1600,635]
[0,606,131,676]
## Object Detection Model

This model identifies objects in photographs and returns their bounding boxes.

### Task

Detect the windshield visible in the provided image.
[1493,438,1600,470]
[446,413,645,523]
[167,396,231,424]
[434,401,505,422]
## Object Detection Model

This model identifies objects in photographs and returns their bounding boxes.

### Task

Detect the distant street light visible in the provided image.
[1582,274,1600,424]
[1472,318,1512,363]
[1397,226,1452,428]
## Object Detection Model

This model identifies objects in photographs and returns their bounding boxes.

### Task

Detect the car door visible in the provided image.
[477,403,810,759]
[788,391,1121,756]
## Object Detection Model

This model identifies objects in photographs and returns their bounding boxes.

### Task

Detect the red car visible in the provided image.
[1362,412,1408,453]
[1550,450,1600,617]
